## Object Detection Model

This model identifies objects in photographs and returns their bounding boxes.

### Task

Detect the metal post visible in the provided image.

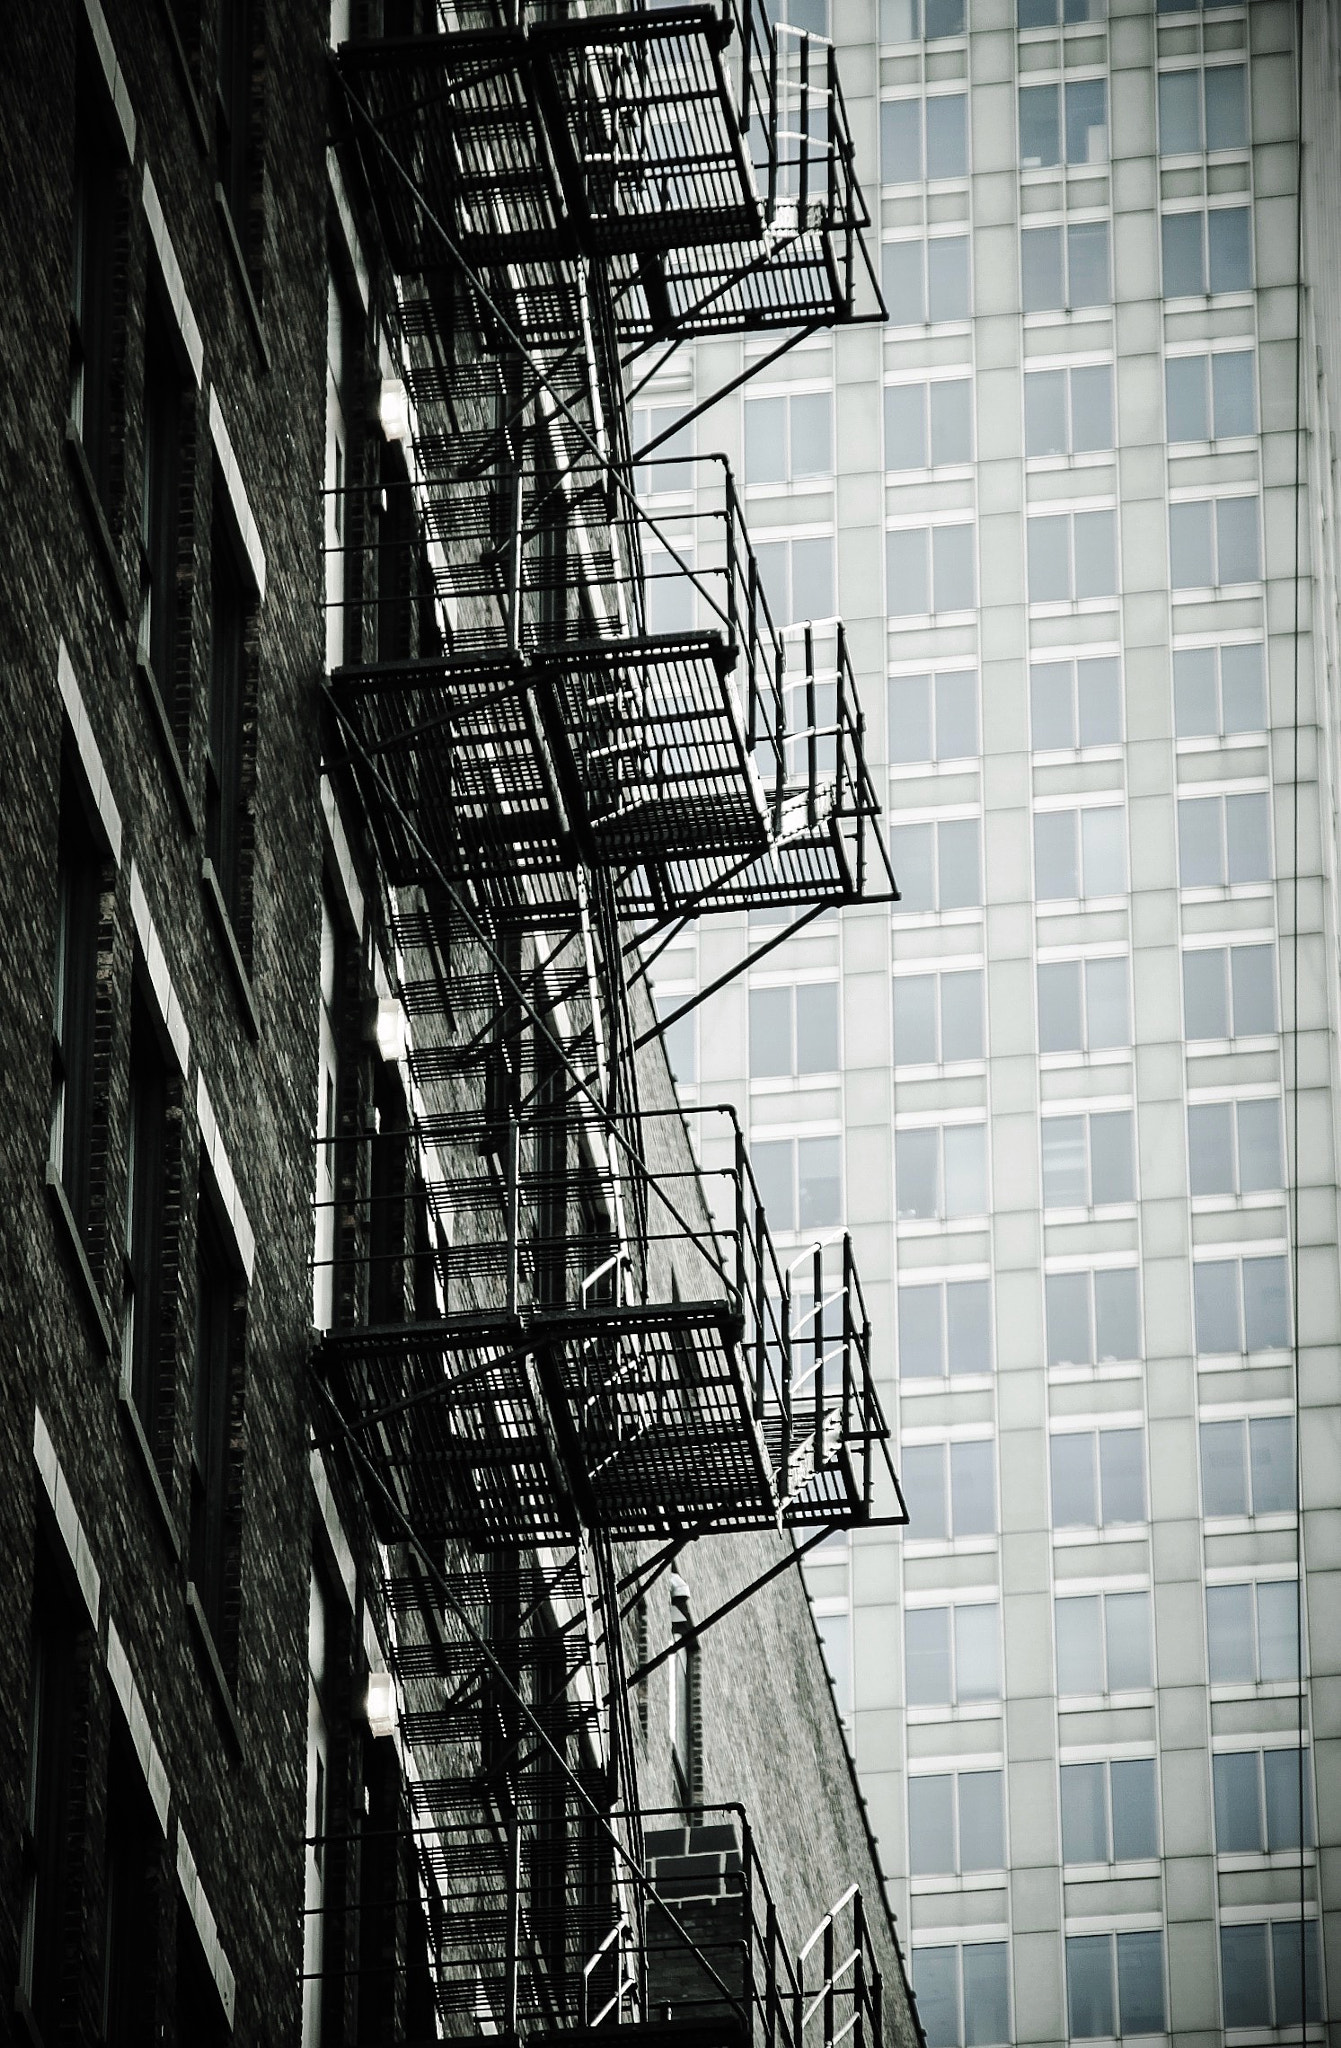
[798,33,811,228]
[506,1120,521,1318]
[781,1274,794,1487]
[754,1200,767,1419]
[841,1234,854,1440]
[505,1813,521,2036]
[736,1127,747,1304]
[766,1898,778,2048]
[853,1892,867,2048]
[805,620,817,826]
[822,1918,834,2048]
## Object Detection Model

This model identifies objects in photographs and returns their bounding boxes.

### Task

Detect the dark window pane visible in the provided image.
[928,236,971,320]
[1159,68,1201,152]
[1067,220,1110,306]
[947,1279,991,1375]
[1220,641,1266,731]
[1019,83,1060,167]
[1166,354,1209,441]
[1243,1254,1289,1349]
[1272,1920,1322,2027]
[1065,77,1107,164]
[1021,225,1063,312]
[912,1948,959,2048]
[1212,349,1256,435]
[909,1775,956,1873]
[1184,948,1229,1038]
[1201,1419,1248,1516]
[1214,1750,1263,1852]
[1208,205,1252,291]
[1094,1266,1139,1359]
[1066,1935,1114,2038]
[961,1942,1010,2047]
[1194,1259,1240,1353]
[1099,1428,1145,1523]
[1205,64,1248,149]
[1162,210,1205,295]
[1116,1931,1164,2033]
[1110,1758,1159,1860]
[1220,1924,1271,2028]
[1263,1747,1311,1851]
[1060,1763,1107,1862]
[958,1772,1004,1871]
[899,1283,944,1378]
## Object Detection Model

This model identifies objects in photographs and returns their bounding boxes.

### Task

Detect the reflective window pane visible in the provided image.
[1201,1418,1248,1516]
[940,969,984,1060]
[961,1943,1010,2048]
[1099,1427,1145,1523]
[911,1948,958,2048]
[1024,369,1067,456]
[1073,509,1115,598]
[1077,656,1121,743]
[1056,1595,1104,1693]
[1250,1415,1294,1514]
[898,1283,944,1378]
[1204,63,1247,149]
[886,384,928,470]
[1067,220,1110,306]
[1051,1433,1097,1526]
[1194,1259,1240,1354]
[1060,1762,1107,1863]
[1065,77,1107,164]
[1272,1919,1322,2027]
[933,523,976,610]
[745,396,787,485]
[1066,1934,1114,2038]
[1237,1097,1281,1192]
[1220,641,1266,730]
[1212,349,1256,435]
[1162,209,1205,295]
[797,1135,841,1228]
[905,1607,952,1705]
[936,670,979,757]
[1206,1582,1255,1681]
[888,527,930,615]
[790,392,831,477]
[890,672,933,760]
[1035,810,1079,898]
[1046,1272,1091,1366]
[884,239,926,323]
[752,1139,795,1232]
[1188,1101,1235,1195]
[1081,805,1125,895]
[1042,1116,1087,1208]
[938,818,981,908]
[930,379,974,464]
[1116,1930,1164,2034]
[792,536,835,620]
[1105,1589,1152,1690]
[1031,660,1074,747]
[1159,68,1201,151]
[958,1772,1004,1871]
[1086,956,1130,1048]
[1225,790,1270,884]
[1021,225,1064,312]
[951,1440,996,1535]
[894,974,938,1064]
[1070,364,1113,450]
[1178,795,1223,886]
[896,1128,939,1219]
[749,986,792,1076]
[1110,1758,1158,1860]
[909,1775,956,1873]
[1213,1749,1262,1853]
[1094,1266,1139,1359]
[943,1124,987,1217]
[1256,1579,1298,1682]
[796,982,839,1072]
[1019,83,1060,166]
[882,98,922,181]
[890,821,934,910]
[1243,1254,1289,1349]
[1166,354,1209,441]
[1208,204,1252,291]
[927,93,968,177]
[1221,1923,1271,2028]
[1089,1109,1134,1204]
[1231,942,1276,1033]
[1038,959,1083,1053]
[1172,499,1215,587]
[1263,1746,1311,1850]
[928,235,971,320]
[947,1279,991,1375]
[1173,645,1218,733]
[903,1445,949,1540]
[1184,947,1229,1037]
[954,1603,1000,1700]
[1216,495,1260,583]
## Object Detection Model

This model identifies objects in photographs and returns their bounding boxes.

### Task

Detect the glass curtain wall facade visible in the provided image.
[658,0,1341,2038]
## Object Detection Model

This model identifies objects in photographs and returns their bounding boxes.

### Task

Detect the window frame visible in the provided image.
[892,963,986,1069]
[748,979,841,1084]
[895,1118,990,1226]
[1041,1106,1136,1214]
[1026,504,1118,606]
[887,665,980,765]
[1160,201,1254,299]
[881,232,973,327]
[908,1766,1007,1878]
[1059,1754,1161,1867]
[888,812,983,917]
[1045,1263,1142,1372]
[1176,784,1272,892]
[896,1273,994,1381]
[1020,217,1112,316]
[742,387,833,491]
[1029,651,1123,753]
[1192,1248,1291,1360]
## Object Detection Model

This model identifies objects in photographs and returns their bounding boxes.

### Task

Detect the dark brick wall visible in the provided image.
[0,1,329,2038]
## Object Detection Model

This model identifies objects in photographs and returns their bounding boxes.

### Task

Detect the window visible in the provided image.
[1024,364,1113,456]
[744,392,831,486]
[1201,1415,1295,1517]
[1184,942,1276,1040]
[881,95,969,181]
[1042,1110,1135,1208]
[909,1770,1005,1874]
[1221,1922,1322,2029]
[887,524,977,615]
[898,1277,992,1378]
[70,24,120,501]
[124,993,172,1460]
[21,1546,84,2041]
[1034,804,1126,900]
[1177,790,1271,887]
[1038,955,1130,1054]
[216,0,253,234]
[1213,1747,1313,1854]
[206,495,252,928]
[765,0,828,28]
[751,1135,842,1233]
[1021,220,1110,312]
[905,1603,1000,1705]
[1061,1758,1159,1864]
[631,403,693,497]
[50,762,104,1241]
[1027,509,1116,602]
[896,1123,988,1221]
[1158,64,1248,153]
[1187,1097,1282,1197]
[1030,655,1121,749]
[1173,641,1265,736]
[903,1439,998,1539]
[1194,1252,1290,1355]
[1162,205,1252,295]
[894,967,984,1065]
[1170,495,1261,588]
[1050,1427,1146,1526]
[1046,1266,1140,1367]
[912,1944,1011,2048]
[191,1182,243,1661]
[883,236,971,324]
[889,670,978,761]
[1166,349,1256,442]
[749,982,839,1076]
[1158,0,1241,11]
[1055,1591,1153,1694]
[140,287,191,696]
[889,817,981,913]
[755,534,834,625]
[1018,79,1109,167]
[103,1724,161,2048]
[1019,0,1104,24]
[880,0,966,43]
[1066,1931,1165,2037]
[1206,1578,1299,1683]
[884,381,974,471]
[654,993,697,1085]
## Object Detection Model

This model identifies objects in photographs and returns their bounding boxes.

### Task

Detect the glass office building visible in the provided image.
[651,0,1341,2036]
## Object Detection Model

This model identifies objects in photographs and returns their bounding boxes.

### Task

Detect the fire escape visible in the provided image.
[313,4,905,2040]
